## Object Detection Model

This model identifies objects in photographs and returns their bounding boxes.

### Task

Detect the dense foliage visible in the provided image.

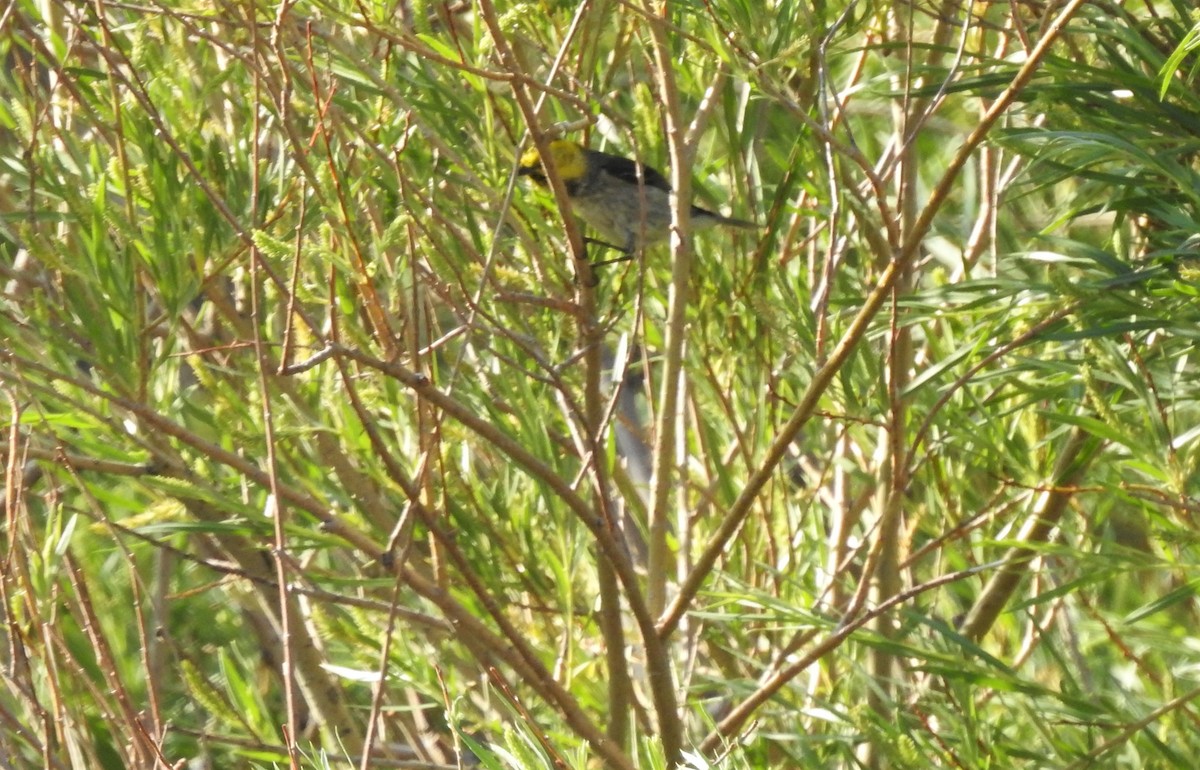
[3,1,1200,768]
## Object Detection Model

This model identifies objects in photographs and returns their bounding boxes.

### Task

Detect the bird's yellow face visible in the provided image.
[518,140,588,184]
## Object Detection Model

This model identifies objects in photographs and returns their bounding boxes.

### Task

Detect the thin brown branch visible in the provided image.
[657,0,1091,641]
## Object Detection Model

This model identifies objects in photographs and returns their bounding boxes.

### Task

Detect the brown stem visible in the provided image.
[657,0,1092,642]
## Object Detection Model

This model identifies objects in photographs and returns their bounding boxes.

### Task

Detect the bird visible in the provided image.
[517,139,757,259]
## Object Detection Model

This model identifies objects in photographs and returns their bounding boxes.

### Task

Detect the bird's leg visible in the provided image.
[584,237,635,267]
[592,252,635,267]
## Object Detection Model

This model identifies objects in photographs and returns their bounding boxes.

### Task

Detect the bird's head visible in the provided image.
[518,140,588,185]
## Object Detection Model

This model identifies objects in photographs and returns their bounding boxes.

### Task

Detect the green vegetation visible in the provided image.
[3,1,1200,768]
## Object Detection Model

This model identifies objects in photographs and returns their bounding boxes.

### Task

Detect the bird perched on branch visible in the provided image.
[517,139,757,259]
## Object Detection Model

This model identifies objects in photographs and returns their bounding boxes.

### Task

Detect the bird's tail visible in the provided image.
[692,205,760,230]
[718,214,759,230]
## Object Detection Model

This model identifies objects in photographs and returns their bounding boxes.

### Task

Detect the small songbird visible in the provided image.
[518,139,757,257]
